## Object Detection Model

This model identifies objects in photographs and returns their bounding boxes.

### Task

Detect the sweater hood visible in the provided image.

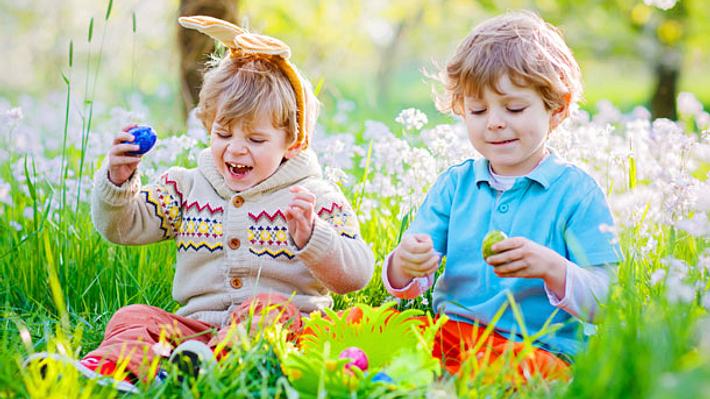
[198,148,323,199]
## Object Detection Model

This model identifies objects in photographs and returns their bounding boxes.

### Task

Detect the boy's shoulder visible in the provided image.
[440,157,479,179]
[539,155,609,206]
[548,158,603,193]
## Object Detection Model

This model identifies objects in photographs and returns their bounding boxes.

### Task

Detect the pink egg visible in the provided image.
[339,346,368,371]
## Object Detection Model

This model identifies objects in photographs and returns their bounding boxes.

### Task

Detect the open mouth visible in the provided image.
[226,162,253,177]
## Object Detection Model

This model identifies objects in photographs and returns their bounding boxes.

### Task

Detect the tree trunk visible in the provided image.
[178,0,239,119]
[650,55,680,120]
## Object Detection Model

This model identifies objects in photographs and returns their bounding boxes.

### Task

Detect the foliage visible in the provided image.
[1,1,710,398]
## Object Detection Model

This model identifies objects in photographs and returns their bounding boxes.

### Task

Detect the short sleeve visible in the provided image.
[564,186,621,266]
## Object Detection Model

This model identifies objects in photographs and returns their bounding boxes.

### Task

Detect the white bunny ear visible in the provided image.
[178,16,245,48]
[234,33,291,59]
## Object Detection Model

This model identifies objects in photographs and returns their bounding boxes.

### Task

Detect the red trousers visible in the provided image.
[85,293,301,380]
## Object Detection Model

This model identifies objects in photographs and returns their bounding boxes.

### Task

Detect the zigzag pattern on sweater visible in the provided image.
[141,184,181,238]
[183,201,223,214]
[177,240,223,252]
[316,202,358,239]
[249,247,295,260]
[249,209,287,223]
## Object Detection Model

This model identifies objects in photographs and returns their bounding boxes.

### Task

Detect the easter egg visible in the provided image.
[339,347,368,371]
[482,230,507,260]
[126,125,157,155]
[372,372,393,384]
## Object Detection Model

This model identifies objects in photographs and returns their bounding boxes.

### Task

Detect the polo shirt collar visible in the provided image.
[473,149,567,190]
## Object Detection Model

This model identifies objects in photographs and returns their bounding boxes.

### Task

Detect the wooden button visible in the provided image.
[230,277,242,289]
[228,237,241,250]
[232,196,244,208]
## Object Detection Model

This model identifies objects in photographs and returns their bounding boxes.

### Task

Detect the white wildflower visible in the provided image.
[395,108,428,131]
[650,269,666,285]
[0,180,11,206]
[644,0,678,10]
[362,120,393,142]
[324,166,349,186]
[677,92,703,118]
[675,213,710,237]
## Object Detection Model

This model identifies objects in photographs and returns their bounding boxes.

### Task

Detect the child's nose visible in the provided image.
[228,139,248,154]
[486,112,506,131]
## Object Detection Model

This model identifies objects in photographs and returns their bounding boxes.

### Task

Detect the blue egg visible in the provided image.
[372,372,393,384]
[126,125,157,155]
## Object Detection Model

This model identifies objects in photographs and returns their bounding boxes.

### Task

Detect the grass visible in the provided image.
[2,2,710,397]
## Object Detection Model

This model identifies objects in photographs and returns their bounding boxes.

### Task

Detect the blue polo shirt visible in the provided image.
[407,152,621,356]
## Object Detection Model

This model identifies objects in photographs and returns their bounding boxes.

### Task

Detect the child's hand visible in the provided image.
[485,237,566,283]
[391,234,441,281]
[107,125,143,186]
[284,185,316,248]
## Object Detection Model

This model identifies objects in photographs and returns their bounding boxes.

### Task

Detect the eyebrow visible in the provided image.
[496,93,532,101]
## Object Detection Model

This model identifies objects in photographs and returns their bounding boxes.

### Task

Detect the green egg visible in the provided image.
[482,230,507,260]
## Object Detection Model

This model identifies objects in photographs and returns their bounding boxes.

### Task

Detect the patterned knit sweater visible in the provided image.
[91,148,374,326]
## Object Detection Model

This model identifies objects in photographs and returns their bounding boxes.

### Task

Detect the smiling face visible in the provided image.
[462,74,565,176]
[210,111,298,192]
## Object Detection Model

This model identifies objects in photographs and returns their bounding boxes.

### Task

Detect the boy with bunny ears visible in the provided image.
[25,16,373,392]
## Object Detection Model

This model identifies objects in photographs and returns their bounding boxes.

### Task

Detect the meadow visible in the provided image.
[2,1,710,398]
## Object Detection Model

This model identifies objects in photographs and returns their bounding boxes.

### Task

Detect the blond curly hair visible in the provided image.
[436,10,582,118]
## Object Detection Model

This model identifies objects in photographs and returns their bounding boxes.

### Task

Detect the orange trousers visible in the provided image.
[416,315,570,380]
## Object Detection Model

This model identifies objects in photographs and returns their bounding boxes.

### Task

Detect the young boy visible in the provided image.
[384,11,620,379]
[26,16,373,392]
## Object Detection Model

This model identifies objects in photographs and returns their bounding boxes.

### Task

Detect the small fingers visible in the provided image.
[493,260,528,277]
[490,237,525,253]
[403,234,434,254]
[113,131,137,145]
[121,124,139,133]
[486,247,524,266]
[398,247,437,265]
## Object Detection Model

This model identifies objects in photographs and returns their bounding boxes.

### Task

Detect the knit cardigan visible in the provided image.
[91,148,374,326]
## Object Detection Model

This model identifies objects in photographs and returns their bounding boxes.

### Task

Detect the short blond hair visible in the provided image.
[197,54,319,147]
[436,10,582,117]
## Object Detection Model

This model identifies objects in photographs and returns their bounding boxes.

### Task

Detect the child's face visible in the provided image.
[210,111,296,192]
[462,74,564,176]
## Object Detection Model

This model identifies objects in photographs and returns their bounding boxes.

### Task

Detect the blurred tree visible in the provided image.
[549,0,703,119]
[178,0,239,118]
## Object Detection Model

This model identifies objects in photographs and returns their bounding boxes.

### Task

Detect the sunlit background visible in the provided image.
[1,0,708,131]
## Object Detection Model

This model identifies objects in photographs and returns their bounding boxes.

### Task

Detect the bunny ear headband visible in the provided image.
[178,15,308,151]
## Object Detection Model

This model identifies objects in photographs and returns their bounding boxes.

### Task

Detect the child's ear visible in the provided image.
[284,144,302,159]
[550,94,571,130]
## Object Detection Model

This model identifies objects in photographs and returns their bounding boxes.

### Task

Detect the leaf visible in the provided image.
[105,0,113,21]
[88,17,94,43]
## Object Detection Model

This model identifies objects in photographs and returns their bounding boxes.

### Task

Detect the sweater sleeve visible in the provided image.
[294,183,375,294]
[91,162,185,245]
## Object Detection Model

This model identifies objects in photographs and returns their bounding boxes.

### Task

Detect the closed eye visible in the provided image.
[249,137,266,144]
[507,107,527,113]
[470,109,486,115]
